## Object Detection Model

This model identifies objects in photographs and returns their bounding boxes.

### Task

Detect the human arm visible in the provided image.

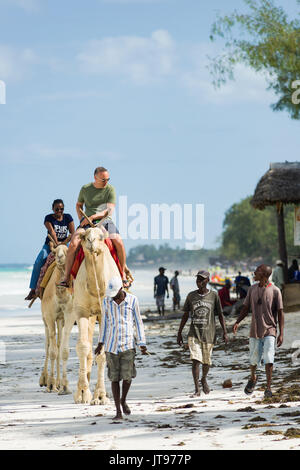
[63,220,75,244]
[277,308,284,346]
[96,299,108,354]
[233,305,249,334]
[76,201,84,222]
[166,277,169,298]
[177,311,189,345]
[132,297,147,352]
[90,203,115,222]
[218,311,229,343]
[44,220,59,245]
[215,294,228,343]
[95,342,103,355]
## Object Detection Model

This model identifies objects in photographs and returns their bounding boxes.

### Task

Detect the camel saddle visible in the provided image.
[70,238,123,279]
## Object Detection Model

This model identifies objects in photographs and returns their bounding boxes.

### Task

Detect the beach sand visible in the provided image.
[0,303,300,450]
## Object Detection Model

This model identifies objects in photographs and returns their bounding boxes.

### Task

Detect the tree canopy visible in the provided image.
[210,0,300,119]
[221,196,298,262]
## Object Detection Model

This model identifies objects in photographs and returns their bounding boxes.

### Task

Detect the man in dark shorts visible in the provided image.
[154,267,169,316]
[58,166,128,287]
[95,277,147,420]
[233,264,284,399]
[177,270,228,397]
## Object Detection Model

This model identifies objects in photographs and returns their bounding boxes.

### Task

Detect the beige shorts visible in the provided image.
[188,336,214,365]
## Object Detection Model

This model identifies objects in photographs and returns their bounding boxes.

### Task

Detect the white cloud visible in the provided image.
[39,90,108,102]
[5,144,124,163]
[101,0,164,3]
[0,45,37,80]
[180,43,274,105]
[0,0,39,11]
[77,30,176,84]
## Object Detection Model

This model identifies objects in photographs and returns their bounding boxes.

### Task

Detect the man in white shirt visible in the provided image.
[95,277,147,420]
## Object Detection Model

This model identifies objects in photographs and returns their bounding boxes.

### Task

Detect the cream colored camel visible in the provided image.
[73,226,121,405]
[39,244,75,394]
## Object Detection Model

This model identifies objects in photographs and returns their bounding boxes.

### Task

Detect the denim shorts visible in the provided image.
[249,336,276,366]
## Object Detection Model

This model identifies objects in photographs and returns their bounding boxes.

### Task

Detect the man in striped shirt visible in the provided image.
[95,276,147,420]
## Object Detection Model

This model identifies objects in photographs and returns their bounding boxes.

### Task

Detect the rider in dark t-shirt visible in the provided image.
[25,199,75,301]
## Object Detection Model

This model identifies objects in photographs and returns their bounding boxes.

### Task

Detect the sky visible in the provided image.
[0,0,300,264]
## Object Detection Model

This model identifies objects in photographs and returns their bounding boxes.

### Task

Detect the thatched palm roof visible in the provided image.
[251,162,300,210]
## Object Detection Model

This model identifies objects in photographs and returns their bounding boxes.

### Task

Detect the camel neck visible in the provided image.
[84,250,106,298]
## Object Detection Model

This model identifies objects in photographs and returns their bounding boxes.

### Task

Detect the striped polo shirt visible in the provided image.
[99,292,146,354]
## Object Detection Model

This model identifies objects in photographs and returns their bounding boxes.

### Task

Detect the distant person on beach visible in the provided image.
[288,259,300,282]
[235,271,251,298]
[57,166,129,289]
[272,260,284,291]
[218,279,235,315]
[233,264,284,399]
[177,270,228,397]
[170,270,180,311]
[25,199,75,301]
[95,276,147,421]
[154,267,169,316]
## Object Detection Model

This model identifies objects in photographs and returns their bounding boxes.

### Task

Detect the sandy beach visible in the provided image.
[0,283,300,450]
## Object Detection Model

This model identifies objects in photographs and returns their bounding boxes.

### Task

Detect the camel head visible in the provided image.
[80,227,108,256]
[50,244,68,269]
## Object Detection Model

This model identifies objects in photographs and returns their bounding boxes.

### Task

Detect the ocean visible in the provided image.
[0,265,197,317]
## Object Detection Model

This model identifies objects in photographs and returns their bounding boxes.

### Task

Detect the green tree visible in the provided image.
[221,196,296,262]
[209,0,300,119]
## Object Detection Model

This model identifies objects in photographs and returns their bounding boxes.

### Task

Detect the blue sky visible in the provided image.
[0,0,300,264]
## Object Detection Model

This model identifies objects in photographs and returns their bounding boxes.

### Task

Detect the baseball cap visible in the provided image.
[159,267,166,271]
[106,276,123,298]
[196,270,210,279]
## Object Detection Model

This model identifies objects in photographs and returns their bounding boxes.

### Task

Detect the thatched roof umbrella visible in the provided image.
[251,162,300,282]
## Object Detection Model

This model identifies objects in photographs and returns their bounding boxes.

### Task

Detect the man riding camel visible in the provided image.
[58,166,129,288]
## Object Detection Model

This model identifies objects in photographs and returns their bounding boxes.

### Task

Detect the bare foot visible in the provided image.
[25,289,35,300]
[201,378,210,394]
[112,412,123,421]
[190,390,201,397]
[121,401,131,415]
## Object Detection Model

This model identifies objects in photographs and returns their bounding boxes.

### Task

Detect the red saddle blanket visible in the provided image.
[70,239,123,279]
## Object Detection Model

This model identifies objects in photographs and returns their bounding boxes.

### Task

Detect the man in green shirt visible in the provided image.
[177,271,228,397]
[59,166,128,287]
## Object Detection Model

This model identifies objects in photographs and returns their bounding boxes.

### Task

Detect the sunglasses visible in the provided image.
[54,207,64,212]
[96,175,110,182]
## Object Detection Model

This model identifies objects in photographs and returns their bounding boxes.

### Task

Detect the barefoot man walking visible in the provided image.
[177,270,228,396]
[95,277,147,420]
[233,264,284,398]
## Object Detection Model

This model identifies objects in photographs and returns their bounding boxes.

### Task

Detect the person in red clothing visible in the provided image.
[218,279,235,315]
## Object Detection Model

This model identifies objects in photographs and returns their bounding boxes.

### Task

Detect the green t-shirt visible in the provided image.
[78,183,116,218]
[183,289,222,344]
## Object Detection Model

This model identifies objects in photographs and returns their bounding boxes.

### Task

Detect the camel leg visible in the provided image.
[74,315,93,404]
[87,316,96,384]
[39,322,49,387]
[47,322,59,392]
[92,346,109,405]
[56,318,63,390]
[58,311,75,395]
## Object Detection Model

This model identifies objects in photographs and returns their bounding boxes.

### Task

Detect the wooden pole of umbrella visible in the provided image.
[276,202,288,283]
